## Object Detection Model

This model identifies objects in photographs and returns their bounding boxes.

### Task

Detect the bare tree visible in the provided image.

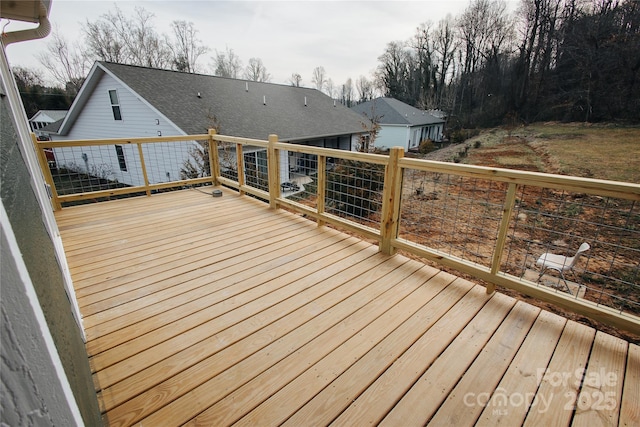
[84,19,126,63]
[244,58,271,82]
[289,73,302,87]
[212,47,242,78]
[311,66,327,92]
[37,28,90,95]
[433,16,459,105]
[355,75,375,103]
[83,5,171,68]
[167,20,209,73]
[340,78,354,106]
[376,41,411,101]
[325,78,336,98]
[123,7,170,68]
[411,22,437,108]
[13,66,44,88]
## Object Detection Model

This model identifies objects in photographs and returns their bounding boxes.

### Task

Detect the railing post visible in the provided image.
[31,133,61,211]
[317,155,326,227]
[208,129,219,186]
[136,142,152,196]
[488,182,518,294]
[267,134,280,209]
[380,147,404,255]
[236,143,245,195]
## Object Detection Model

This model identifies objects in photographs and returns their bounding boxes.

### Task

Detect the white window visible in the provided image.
[115,145,127,171]
[108,90,122,120]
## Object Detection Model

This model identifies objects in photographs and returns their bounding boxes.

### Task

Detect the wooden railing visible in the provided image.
[32,133,215,210]
[34,131,640,335]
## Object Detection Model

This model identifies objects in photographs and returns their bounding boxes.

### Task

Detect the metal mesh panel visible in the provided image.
[144,140,210,183]
[504,186,639,314]
[243,150,269,192]
[282,150,318,207]
[325,158,385,229]
[50,144,142,193]
[399,169,507,267]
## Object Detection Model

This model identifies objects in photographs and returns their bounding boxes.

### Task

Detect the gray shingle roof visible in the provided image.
[40,118,64,133]
[99,62,364,142]
[351,97,444,126]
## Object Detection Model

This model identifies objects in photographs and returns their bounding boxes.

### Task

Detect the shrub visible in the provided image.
[418,139,435,154]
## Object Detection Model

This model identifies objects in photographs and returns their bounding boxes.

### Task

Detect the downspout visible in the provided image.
[1,2,51,46]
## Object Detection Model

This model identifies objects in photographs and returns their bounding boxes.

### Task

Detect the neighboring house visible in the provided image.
[351,97,445,152]
[50,61,365,187]
[28,109,67,133]
[35,117,64,139]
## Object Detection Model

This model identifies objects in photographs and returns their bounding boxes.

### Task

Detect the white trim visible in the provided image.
[0,203,84,426]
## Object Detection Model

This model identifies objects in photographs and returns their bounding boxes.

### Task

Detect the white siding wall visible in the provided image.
[375,123,444,152]
[374,125,409,151]
[62,74,179,139]
[51,73,200,187]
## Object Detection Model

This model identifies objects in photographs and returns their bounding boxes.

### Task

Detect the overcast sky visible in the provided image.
[4,0,519,87]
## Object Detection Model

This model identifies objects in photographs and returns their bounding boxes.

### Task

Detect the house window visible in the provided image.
[115,145,127,171]
[109,90,122,120]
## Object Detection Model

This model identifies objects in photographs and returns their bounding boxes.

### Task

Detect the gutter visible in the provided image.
[1,1,51,46]
[283,130,364,143]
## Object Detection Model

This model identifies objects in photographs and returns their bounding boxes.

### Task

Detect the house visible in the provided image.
[1,0,102,424]
[50,61,366,187]
[351,97,445,152]
[28,109,67,133]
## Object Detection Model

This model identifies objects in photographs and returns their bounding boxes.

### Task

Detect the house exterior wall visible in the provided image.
[374,123,444,152]
[374,125,410,151]
[1,47,101,425]
[52,73,199,187]
[61,73,179,139]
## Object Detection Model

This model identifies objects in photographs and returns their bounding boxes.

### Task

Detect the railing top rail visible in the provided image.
[35,134,211,148]
[399,156,640,201]
[211,134,270,148]
[273,142,390,166]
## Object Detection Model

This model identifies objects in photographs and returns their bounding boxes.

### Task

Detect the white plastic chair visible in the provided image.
[536,242,590,295]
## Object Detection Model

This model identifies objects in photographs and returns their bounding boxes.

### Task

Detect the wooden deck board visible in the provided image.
[54,188,638,426]
[475,310,568,426]
[620,344,640,426]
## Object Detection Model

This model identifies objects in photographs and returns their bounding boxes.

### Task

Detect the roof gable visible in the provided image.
[29,109,67,122]
[351,97,444,126]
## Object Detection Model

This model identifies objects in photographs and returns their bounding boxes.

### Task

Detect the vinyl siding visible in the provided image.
[375,125,410,151]
[51,73,201,187]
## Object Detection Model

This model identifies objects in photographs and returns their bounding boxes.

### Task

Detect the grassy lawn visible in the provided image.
[523,123,640,183]
[460,123,640,183]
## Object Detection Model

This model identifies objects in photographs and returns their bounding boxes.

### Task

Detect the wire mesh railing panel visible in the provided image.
[144,140,210,183]
[218,143,239,183]
[50,144,143,194]
[325,158,385,230]
[503,186,639,316]
[280,150,319,209]
[398,169,507,267]
[243,149,269,193]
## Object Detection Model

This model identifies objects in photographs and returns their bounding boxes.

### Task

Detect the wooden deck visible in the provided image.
[55,188,639,427]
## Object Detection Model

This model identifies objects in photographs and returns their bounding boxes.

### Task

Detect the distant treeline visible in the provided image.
[375,0,640,127]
